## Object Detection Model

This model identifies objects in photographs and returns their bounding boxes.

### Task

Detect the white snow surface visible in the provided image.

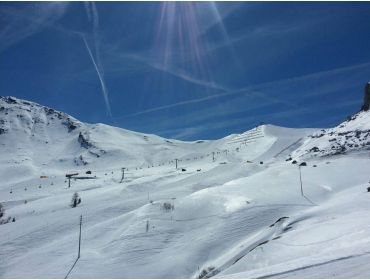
[1,96,370,278]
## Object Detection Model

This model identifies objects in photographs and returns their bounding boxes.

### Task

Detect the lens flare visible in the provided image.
[154,2,214,90]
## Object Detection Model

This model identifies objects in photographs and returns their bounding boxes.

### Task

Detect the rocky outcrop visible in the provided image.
[293,110,370,159]
[78,132,93,149]
[361,82,370,111]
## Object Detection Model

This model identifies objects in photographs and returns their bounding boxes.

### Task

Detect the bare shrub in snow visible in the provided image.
[161,202,174,212]
[198,266,218,279]
[0,216,12,225]
[70,192,81,208]
[0,204,15,225]
[0,203,4,218]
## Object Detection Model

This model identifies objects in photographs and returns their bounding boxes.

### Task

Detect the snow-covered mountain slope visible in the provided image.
[1,96,370,278]
[292,110,370,159]
[0,96,313,182]
[0,96,197,172]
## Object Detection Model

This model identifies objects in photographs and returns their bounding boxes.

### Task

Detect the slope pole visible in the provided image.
[78,215,82,258]
[299,166,303,196]
[65,215,83,279]
[120,168,125,183]
[298,166,316,205]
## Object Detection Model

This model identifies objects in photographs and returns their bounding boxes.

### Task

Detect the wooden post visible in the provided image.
[175,159,178,169]
[172,197,176,209]
[298,166,315,205]
[78,215,82,258]
[171,197,176,221]
[64,215,83,279]
[212,152,215,162]
[68,177,71,188]
[299,166,303,196]
[120,168,125,183]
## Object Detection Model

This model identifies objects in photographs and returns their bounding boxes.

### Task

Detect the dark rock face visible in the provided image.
[63,118,78,132]
[3,96,17,104]
[78,132,93,149]
[362,82,370,111]
[309,147,320,153]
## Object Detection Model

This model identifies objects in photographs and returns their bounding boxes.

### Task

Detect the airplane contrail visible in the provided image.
[82,34,112,117]
[84,2,92,22]
[113,61,370,120]
[90,2,104,75]
[82,2,111,117]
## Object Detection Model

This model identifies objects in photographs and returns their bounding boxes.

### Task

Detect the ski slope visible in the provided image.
[1,96,370,278]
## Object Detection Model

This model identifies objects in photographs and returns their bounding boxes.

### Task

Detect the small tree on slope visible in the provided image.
[70,192,81,208]
[0,203,4,218]
[0,203,13,225]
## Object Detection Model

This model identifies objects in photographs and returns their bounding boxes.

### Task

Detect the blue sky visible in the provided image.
[1,2,370,140]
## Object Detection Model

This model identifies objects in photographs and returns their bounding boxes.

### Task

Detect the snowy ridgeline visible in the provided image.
[1,96,370,278]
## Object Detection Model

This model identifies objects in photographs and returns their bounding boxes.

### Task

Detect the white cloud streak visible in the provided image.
[114,61,370,120]
[113,48,230,92]
[0,3,68,53]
